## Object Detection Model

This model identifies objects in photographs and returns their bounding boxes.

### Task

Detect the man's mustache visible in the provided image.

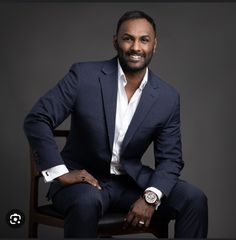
[126,51,145,57]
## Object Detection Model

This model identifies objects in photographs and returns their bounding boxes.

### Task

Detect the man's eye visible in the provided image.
[141,38,149,43]
[123,37,132,42]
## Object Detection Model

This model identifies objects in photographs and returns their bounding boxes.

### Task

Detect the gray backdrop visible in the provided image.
[0,2,236,238]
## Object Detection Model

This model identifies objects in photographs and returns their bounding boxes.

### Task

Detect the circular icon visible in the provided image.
[6,209,25,228]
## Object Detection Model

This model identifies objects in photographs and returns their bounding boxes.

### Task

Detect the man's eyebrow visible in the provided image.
[121,33,133,37]
[121,33,151,38]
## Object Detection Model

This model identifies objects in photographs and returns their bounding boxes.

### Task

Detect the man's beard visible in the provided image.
[117,47,153,73]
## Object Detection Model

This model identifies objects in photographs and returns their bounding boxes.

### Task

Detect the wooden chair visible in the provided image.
[28,129,169,238]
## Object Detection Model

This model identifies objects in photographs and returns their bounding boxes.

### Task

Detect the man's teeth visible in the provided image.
[130,55,141,60]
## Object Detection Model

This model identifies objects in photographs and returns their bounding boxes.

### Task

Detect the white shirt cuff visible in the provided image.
[42,164,69,183]
[145,187,163,200]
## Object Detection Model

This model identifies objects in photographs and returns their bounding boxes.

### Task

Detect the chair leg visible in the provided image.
[28,220,38,238]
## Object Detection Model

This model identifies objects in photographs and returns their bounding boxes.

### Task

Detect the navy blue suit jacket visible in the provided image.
[24,57,184,198]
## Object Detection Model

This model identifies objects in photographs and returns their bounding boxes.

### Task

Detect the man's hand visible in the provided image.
[57,169,102,190]
[125,196,155,228]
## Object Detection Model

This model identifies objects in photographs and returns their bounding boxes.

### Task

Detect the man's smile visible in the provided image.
[128,54,142,61]
[126,52,145,63]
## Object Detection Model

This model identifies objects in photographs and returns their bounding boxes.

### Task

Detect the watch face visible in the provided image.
[145,191,157,204]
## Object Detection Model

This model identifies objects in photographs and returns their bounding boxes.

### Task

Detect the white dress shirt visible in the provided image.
[110,60,148,175]
[42,60,163,203]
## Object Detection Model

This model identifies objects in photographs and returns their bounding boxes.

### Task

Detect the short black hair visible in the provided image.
[116,10,157,36]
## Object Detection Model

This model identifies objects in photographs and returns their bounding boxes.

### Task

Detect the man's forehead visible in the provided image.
[117,18,155,37]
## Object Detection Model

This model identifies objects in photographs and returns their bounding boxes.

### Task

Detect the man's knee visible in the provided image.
[184,183,208,212]
[69,185,103,215]
[53,183,103,218]
[190,185,207,204]
[168,181,208,212]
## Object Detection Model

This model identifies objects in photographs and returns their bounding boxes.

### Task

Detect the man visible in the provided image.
[24,11,208,238]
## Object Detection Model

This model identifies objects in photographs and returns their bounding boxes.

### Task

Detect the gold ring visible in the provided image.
[139,220,145,225]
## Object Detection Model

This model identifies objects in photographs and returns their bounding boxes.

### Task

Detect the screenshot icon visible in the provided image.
[6,209,25,228]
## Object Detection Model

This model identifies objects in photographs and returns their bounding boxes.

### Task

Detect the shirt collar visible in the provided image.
[117,59,148,91]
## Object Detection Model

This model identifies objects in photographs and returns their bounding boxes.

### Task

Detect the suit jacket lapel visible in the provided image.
[99,58,118,152]
[121,71,160,154]
[99,60,160,155]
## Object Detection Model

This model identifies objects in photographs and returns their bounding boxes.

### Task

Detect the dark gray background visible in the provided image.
[0,2,236,238]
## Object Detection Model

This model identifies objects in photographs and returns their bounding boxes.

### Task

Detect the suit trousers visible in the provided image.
[52,174,208,238]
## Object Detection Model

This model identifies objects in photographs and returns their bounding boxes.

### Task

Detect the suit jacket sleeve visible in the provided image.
[150,93,184,197]
[23,64,79,171]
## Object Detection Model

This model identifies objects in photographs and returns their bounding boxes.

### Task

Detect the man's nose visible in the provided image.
[130,40,141,52]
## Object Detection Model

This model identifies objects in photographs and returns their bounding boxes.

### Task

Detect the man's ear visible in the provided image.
[153,37,158,53]
[113,35,118,50]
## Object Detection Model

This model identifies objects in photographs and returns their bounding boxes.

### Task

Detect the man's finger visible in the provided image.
[131,216,140,227]
[122,218,129,229]
[145,217,151,228]
[86,178,102,190]
[126,211,135,224]
[95,182,102,190]
[138,219,146,228]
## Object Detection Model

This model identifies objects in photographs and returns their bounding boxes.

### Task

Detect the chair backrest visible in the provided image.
[28,129,169,238]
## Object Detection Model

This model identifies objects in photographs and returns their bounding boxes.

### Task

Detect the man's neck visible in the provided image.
[124,69,146,89]
[124,69,146,102]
